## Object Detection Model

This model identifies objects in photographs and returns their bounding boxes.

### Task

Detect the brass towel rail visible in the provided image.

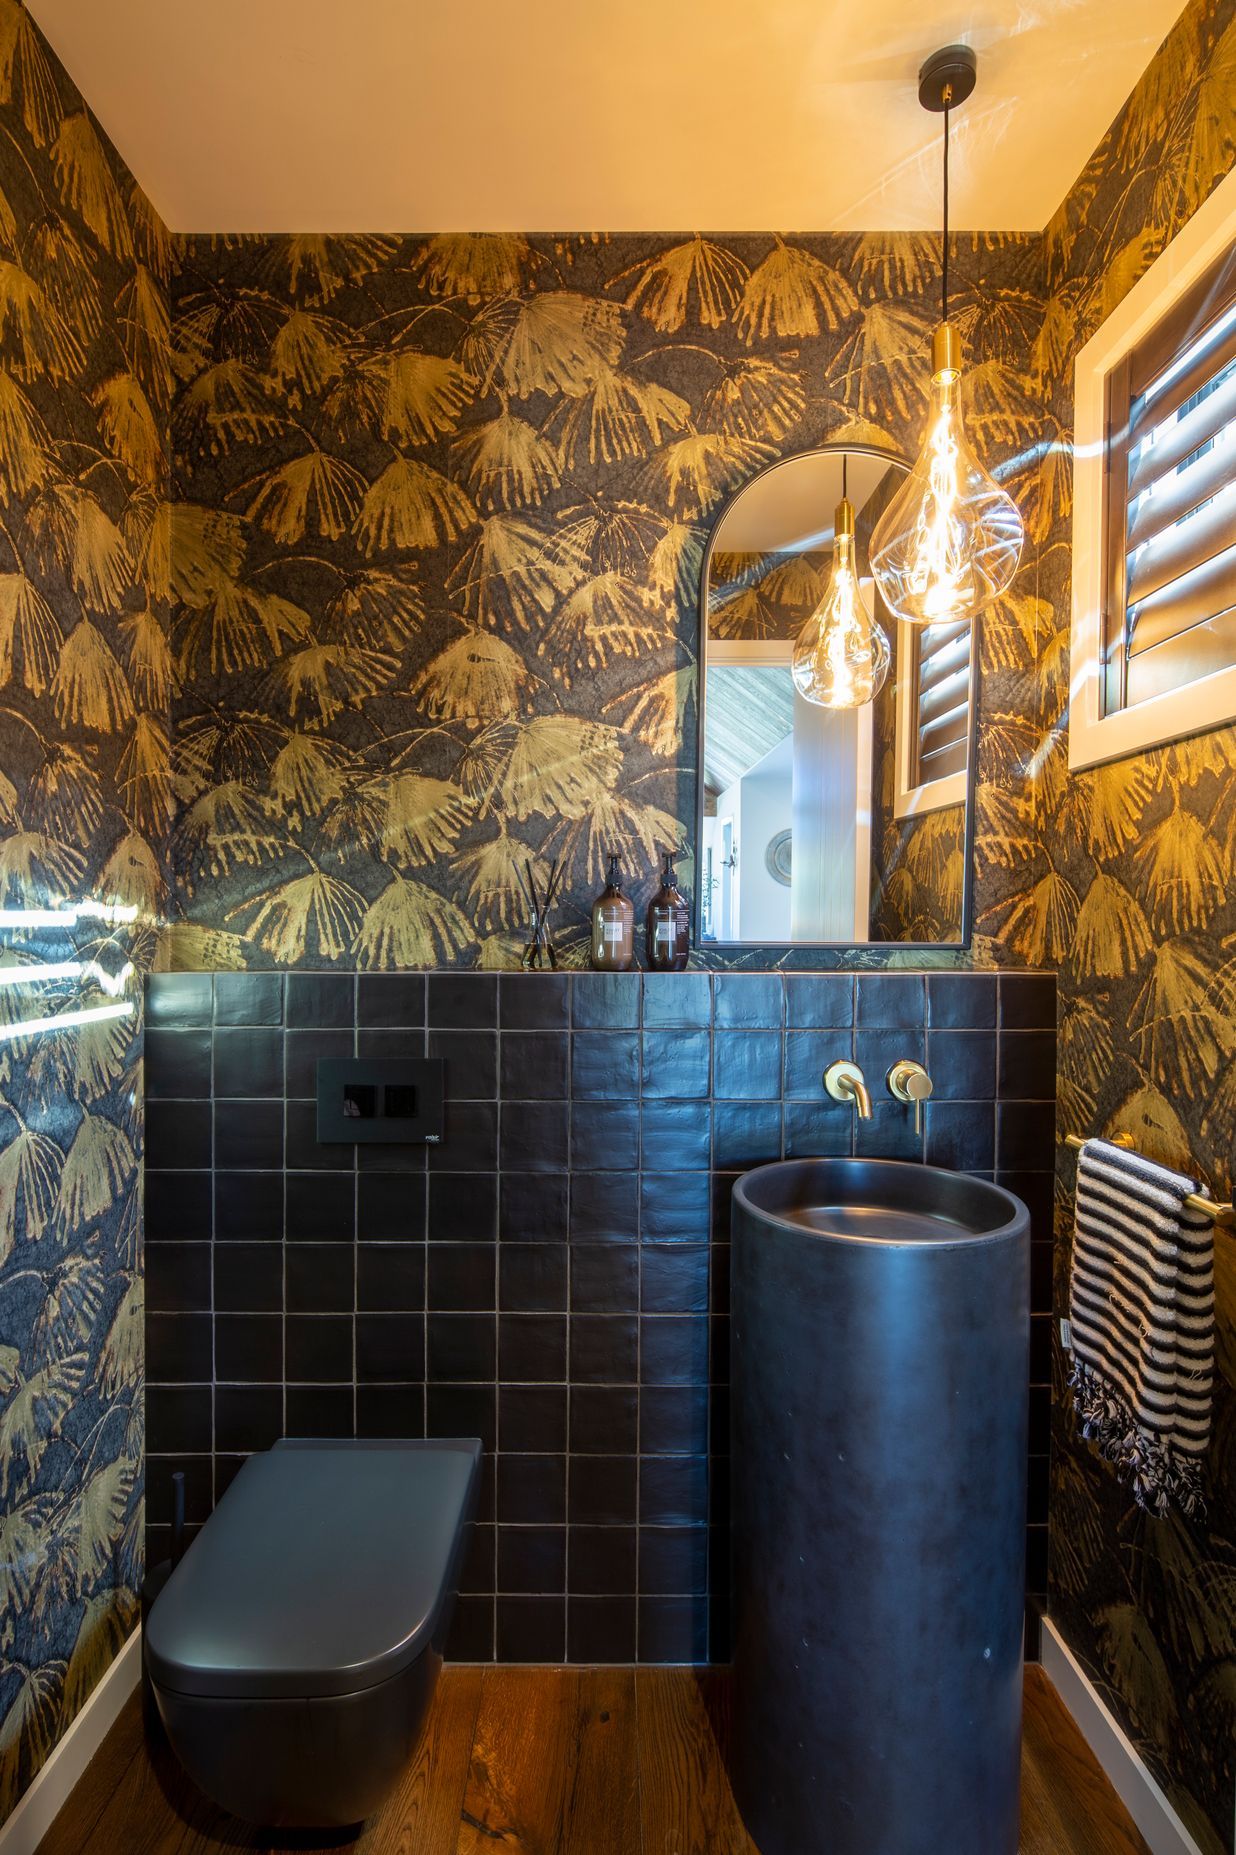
[1065,1132,1236,1229]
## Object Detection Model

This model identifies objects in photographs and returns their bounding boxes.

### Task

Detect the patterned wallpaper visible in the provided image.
[1043,4,1236,1850]
[0,2,170,1822]
[166,229,1046,969]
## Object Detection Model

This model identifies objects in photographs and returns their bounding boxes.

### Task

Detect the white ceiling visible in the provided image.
[28,0,1187,234]
[715,451,899,552]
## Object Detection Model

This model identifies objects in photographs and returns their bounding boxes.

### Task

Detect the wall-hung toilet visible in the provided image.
[144,1436,480,1827]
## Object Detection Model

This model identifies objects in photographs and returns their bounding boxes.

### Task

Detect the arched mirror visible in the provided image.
[696,444,978,952]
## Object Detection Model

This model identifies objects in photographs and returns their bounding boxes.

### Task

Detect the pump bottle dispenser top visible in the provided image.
[590,854,635,972]
[646,850,690,972]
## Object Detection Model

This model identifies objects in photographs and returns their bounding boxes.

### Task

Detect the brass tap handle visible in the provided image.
[886,1059,934,1137]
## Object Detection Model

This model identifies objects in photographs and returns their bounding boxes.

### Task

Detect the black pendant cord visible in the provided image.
[941,103,950,326]
[842,453,848,501]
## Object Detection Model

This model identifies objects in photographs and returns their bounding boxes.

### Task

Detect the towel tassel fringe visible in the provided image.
[1069,1360,1207,1521]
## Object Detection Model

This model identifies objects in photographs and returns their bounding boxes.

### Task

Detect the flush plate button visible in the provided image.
[317,1058,444,1144]
[342,1084,377,1120]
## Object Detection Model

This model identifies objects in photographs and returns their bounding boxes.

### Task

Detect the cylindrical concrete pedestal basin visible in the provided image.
[730,1157,1029,1855]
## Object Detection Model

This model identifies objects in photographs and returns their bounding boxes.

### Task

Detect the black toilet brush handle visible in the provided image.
[171,1470,186,1569]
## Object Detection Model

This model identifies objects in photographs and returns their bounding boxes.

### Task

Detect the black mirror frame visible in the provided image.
[693,441,980,959]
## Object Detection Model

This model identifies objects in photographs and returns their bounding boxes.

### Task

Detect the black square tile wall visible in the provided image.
[144,967,1056,1662]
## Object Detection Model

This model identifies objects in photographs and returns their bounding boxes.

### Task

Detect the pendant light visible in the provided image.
[791,456,890,709]
[869,45,1024,628]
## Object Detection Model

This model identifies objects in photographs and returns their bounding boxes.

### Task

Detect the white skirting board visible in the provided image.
[1040,1617,1206,1855]
[0,1627,141,1855]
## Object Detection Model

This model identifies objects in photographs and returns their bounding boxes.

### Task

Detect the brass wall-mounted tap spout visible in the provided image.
[824,1059,873,1120]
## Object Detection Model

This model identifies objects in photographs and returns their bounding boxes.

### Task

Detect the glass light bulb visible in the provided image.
[869,323,1023,627]
[790,498,890,709]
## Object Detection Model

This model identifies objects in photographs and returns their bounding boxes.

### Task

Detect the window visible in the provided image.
[1104,247,1236,713]
[1071,162,1236,769]
[895,618,970,818]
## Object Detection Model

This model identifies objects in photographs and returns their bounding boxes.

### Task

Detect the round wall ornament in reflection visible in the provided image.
[765,830,792,887]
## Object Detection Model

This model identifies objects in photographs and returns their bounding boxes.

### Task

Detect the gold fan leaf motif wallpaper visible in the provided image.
[0,0,170,1818]
[1042,5,1236,1848]
[3,0,1236,1843]
[167,228,1045,971]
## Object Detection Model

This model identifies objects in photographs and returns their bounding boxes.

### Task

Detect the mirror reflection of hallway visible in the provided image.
[699,446,976,951]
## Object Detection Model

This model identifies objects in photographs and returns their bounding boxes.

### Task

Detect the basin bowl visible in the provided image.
[730,1157,1030,1855]
[734,1153,1026,1244]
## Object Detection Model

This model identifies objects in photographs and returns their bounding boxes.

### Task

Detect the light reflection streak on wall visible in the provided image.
[0,900,139,1040]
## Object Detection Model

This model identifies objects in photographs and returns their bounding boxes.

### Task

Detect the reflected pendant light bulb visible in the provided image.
[869,46,1024,628]
[791,494,890,708]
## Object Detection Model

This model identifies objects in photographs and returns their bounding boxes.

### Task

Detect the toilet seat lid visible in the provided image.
[145,1438,481,1700]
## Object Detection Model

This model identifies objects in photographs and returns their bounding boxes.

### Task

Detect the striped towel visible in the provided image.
[1069,1138,1215,1519]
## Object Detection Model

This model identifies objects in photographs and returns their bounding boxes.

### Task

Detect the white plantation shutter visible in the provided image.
[1105,244,1236,712]
[913,618,970,785]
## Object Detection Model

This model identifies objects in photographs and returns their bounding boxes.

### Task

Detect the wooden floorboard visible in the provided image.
[560,1668,639,1855]
[636,1668,755,1855]
[457,1666,580,1855]
[351,1665,483,1855]
[35,1666,1154,1855]
[67,1696,217,1855]
[1019,1666,1152,1855]
[35,1694,146,1855]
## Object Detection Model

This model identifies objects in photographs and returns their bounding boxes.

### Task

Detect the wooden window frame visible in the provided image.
[1071,161,1236,771]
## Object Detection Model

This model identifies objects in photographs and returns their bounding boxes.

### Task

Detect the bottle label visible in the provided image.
[654,918,674,947]
[602,918,625,943]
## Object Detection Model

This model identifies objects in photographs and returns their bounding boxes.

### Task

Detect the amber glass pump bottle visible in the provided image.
[646,850,690,972]
[590,854,635,971]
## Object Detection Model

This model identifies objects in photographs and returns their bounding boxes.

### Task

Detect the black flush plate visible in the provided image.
[316,1058,444,1144]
